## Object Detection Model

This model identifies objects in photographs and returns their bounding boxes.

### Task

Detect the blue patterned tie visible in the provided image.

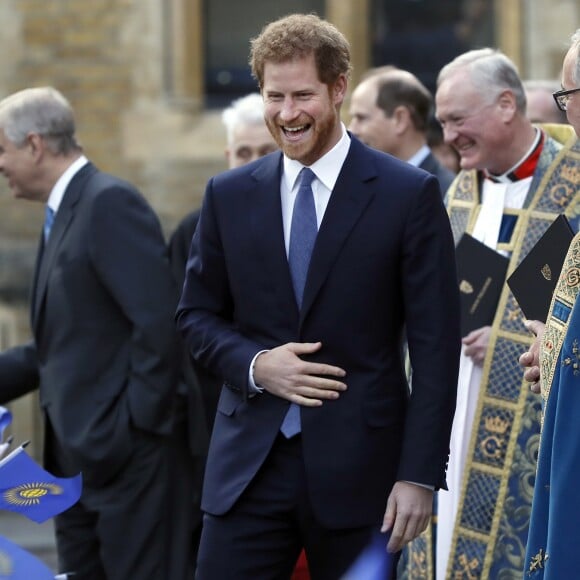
[288,168,317,307]
[281,167,318,438]
[44,206,55,242]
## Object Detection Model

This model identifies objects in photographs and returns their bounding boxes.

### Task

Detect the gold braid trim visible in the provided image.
[540,233,580,407]
[444,136,580,580]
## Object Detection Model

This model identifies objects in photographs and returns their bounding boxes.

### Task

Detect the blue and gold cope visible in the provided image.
[525,214,580,579]
[401,131,580,580]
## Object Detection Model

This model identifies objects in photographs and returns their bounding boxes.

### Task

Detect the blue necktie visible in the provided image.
[288,168,317,307]
[44,206,55,242]
[281,167,318,438]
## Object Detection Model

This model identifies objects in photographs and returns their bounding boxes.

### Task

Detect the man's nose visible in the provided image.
[278,98,300,122]
[442,124,457,144]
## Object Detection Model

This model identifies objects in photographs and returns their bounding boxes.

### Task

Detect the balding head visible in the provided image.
[348,68,433,159]
[523,80,568,124]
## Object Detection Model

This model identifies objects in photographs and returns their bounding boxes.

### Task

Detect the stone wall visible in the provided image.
[0,0,577,448]
[0,0,230,297]
[524,0,579,81]
[0,0,227,450]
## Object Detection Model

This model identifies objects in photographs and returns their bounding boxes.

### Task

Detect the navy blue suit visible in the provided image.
[0,163,184,579]
[419,150,456,195]
[177,137,461,576]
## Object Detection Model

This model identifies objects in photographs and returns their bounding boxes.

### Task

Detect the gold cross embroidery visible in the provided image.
[561,339,580,375]
[528,548,546,574]
[454,553,479,579]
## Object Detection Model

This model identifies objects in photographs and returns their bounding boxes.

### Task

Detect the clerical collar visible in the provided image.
[484,129,543,184]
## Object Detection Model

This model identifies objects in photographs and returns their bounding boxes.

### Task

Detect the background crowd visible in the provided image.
[0,7,578,580]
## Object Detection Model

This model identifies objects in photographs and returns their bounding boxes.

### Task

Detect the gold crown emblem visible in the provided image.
[561,165,579,184]
[459,280,474,294]
[485,415,509,434]
[541,264,552,281]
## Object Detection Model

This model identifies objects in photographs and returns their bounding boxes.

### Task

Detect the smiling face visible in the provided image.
[562,45,580,137]
[435,69,516,174]
[262,53,346,166]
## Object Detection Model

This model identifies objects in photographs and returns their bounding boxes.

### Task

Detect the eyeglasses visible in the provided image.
[552,87,580,111]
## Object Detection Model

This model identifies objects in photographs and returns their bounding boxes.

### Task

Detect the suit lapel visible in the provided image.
[32,163,96,328]
[300,139,377,321]
[245,143,378,322]
[247,154,299,312]
[30,233,46,330]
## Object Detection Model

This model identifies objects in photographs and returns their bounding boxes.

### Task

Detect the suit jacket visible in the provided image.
[177,137,461,529]
[0,163,179,486]
[169,209,201,292]
[419,150,456,196]
[168,208,218,448]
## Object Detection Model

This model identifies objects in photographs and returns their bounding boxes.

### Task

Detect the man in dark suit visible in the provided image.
[0,87,184,579]
[349,67,456,194]
[177,13,461,579]
[167,91,278,574]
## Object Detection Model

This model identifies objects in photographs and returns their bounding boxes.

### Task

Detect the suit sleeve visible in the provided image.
[90,184,180,434]
[398,173,461,489]
[176,178,264,396]
[0,341,39,404]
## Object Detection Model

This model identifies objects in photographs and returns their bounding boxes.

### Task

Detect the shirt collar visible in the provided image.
[484,128,543,184]
[283,124,351,190]
[406,144,430,167]
[47,155,89,212]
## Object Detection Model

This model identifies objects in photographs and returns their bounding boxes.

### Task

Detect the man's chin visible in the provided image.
[459,157,478,172]
[280,144,306,162]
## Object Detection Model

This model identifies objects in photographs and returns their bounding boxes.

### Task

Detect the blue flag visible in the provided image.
[0,446,82,523]
[0,534,55,579]
[0,407,12,440]
[341,532,393,580]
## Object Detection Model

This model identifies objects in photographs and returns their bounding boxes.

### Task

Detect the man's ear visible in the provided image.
[26,133,45,162]
[393,105,411,135]
[497,89,517,121]
[333,74,348,105]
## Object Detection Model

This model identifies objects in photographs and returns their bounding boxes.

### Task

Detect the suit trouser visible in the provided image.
[196,433,399,580]
[167,401,204,579]
[51,427,175,580]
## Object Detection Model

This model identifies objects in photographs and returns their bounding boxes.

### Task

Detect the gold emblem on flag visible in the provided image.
[3,482,64,506]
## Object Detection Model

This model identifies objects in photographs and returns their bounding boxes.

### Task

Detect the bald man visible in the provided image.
[349,68,455,194]
[523,79,569,125]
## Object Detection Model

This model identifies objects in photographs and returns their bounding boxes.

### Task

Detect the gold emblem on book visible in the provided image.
[541,264,552,281]
[460,280,474,294]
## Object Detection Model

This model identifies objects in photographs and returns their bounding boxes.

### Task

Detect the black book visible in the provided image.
[507,214,574,321]
[455,233,509,336]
